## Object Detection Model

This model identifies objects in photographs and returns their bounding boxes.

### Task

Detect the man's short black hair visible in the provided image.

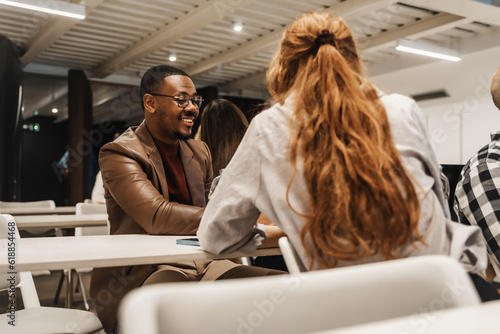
[140,65,190,111]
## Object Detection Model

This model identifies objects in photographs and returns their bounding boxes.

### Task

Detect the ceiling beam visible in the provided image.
[367,25,500,77]
[217,3,461,94]
[360,13,467,53]
[185,0,398,77]
[92,0,257,78]
[402,0,500,26]
[24,85,68,118]
[328,0,400,21]
[185,31,281,77]
[20,0,105,65]
[23,63,141,117]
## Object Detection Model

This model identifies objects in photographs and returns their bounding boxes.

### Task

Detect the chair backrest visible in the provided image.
[0,215,104,333]
[0,201,57,236]
[278,236,307,274]
[119,255,480,334]
[0,214,41,308]
[0,214,19,290]
[75,202,109,236]
[0,200,56,209]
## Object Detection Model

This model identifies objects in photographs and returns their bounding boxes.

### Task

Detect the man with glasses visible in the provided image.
[90,65,283,333]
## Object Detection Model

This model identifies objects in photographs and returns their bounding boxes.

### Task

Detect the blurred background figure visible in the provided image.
[200,98,248,178]
[200,98,286,270]
[91,130,123,204]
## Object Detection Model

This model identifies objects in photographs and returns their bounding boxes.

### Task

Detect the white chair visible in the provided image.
[0,201,58,277]
[119,255,480,334]
[0,200,56,209]
[0,214,103,334]
[74,202,109,238]
[59,202,108,310]
[0,200,58,237]
[278,236,307,274]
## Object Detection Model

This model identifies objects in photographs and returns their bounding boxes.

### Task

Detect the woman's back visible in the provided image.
[208,92,450,270]
[198,11,485,274]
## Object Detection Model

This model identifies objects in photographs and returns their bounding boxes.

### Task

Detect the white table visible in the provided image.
[316,299,500,334]
[0,234,281,272]
[14,214,108,229]
[1,206,76,215]
[0,234,281,308]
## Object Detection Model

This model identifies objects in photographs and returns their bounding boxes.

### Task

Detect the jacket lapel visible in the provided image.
[179,141,205,207]
[135,122,170,200]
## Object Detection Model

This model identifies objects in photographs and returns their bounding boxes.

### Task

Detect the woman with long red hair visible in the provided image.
[198,12,485,274]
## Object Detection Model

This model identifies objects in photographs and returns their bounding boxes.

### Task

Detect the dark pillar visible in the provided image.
[67,70,93,205]
[0,36,23,201]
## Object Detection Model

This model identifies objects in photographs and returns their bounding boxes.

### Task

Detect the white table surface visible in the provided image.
[0,206,76,215]
[316,299,500,334]
[14,214,108,229]
[0,234,281,272]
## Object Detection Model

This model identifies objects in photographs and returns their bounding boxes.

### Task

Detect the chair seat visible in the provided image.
[0,307,102,333]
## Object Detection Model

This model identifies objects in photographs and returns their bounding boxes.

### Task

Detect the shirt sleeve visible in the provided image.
[197,121,265,254]
[91,171,105,204]
[455,160,500,263]
[203,141,214,203]
[384,94,450,217]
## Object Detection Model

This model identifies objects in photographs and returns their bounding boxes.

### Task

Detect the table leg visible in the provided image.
[65,268,73,308]
[53,271,65,305]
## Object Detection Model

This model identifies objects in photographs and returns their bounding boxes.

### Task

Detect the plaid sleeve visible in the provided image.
[455,159,500,263]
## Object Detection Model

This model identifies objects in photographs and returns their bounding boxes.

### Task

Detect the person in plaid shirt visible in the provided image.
[455,66,500,267]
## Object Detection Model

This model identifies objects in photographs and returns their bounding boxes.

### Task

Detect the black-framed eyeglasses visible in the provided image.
[148,92,204,109]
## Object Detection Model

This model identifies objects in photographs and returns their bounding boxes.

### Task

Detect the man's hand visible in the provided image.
[257,214,275,226]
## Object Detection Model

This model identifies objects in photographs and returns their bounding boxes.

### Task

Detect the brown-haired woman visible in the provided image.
[200,98,249,178]
[198,12,486,275]
[200,99,287,259]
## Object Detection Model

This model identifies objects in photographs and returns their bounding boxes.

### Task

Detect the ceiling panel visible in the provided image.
[0,0,498,125]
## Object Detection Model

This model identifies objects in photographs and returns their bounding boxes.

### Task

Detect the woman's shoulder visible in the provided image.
[252,98,295,129]
[379,92,419,112]
[379,92,425,127]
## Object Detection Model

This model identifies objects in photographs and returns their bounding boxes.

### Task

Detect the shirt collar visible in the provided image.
[491,131,500,141]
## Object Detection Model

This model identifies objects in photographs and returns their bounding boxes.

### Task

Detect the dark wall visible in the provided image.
[441,164,464,222]
[222,95,266,123]
[20,118,126,205]
[21,116,68,205]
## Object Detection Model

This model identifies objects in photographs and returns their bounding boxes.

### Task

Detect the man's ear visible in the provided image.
[143,94,156,114]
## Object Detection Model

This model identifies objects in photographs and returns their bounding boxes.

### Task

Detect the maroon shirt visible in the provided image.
[153,139,192,205]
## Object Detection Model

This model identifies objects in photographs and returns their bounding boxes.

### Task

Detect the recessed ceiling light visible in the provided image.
[233,22,243,32]
[52,108,58,113]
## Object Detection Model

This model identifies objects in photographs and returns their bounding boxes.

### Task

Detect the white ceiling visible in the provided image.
[1,0,499,125]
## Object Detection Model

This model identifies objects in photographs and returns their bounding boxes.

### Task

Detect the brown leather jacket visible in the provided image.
[90,121,213,332]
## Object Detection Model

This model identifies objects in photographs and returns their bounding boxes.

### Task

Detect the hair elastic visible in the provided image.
[311,30,337,55]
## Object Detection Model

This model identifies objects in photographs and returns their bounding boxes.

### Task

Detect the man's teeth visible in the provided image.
[181,118,193,123]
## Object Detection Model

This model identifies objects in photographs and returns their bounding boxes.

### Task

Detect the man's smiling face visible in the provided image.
[145,75,199,144]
